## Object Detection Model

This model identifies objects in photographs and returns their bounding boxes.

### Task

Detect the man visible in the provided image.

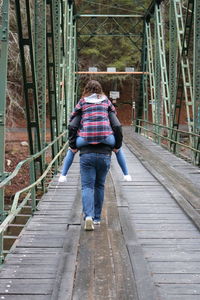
[68,111,123,230]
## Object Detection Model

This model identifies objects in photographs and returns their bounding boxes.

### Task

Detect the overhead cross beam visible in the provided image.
[76,15,143,52]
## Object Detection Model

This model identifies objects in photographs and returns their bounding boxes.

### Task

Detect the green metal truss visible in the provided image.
[15,0,44,183]
[66,1,76,123]
[169,1,177,116]
[76,14,143,52]
[155,3,171,127]
[172,0,194,135]
[0,0,9,259]
[154,11,161,126]
[46,0,59,163]
[141,21,148,123]
[194,0,200,164]
[145,22,156,123]
[34,0,47,157]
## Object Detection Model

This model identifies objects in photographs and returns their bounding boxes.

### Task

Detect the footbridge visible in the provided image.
[0,1,200,299]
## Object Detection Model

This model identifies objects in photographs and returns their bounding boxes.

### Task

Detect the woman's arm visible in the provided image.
[109,111,123,149]
[108,99,116,113]
[69,99,83,121]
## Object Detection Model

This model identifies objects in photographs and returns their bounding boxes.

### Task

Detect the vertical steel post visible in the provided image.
[60,0,68,140]
[66,2,74,123]
[169,1,178,153]
[136,20,147,131]
[154,11,161,126]
[72,21,77,108]
[46,0,59,169]
[35,0,47,152]
[169,1,177,112]
[193,0,200,164]
[53,0,61,137]
[172,0,194,135]
[0,0,9,261]
[146,21,156,123]
[30,160,36,213]
[142,22,148,123]
[15,0,43,181]
[155,3,171,127]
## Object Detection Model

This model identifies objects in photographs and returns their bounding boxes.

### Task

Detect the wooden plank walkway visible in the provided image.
[120,127,200,300]
[0,127,199,299]
[0,157,82,300]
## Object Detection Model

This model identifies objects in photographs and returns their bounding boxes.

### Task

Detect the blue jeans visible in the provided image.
[61,135,128,176]
[80,153,111,221]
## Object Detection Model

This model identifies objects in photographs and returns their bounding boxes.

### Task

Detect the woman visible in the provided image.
[59,80,132,184]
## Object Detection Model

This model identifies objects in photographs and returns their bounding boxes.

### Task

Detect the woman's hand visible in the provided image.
[69,147,78,153]
[113,148,119,153]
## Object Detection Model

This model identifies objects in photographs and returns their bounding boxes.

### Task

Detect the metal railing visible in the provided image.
[0,131,68,262]
[136,119,200,165]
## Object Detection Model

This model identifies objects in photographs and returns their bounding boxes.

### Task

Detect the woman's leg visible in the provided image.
[60,137,88,180]
[103,135,130,176]
[103,134,115,147]
[76,136,89,148]
[115,148,129,175]
[61,149,75,176]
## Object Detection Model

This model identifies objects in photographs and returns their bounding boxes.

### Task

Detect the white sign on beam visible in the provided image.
[89,67,98,72]
[125,67,134,72]
[107,67,116,72]
[110,91,120,99]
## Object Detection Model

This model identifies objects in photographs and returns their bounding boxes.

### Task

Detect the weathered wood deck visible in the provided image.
[0,127,200,300]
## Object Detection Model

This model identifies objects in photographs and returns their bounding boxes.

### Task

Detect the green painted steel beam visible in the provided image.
[154,13,161,126]
[141,22,148,123]
[15,0,43,160]
[76,14,143,18]
[146,22,156,123]
[66,2,76,122]
[60,0,67,136]
[169,1,177,111]
[193,0,200,163]
[77,15,143,52]
[194,0,200,132]
[46,0,59,164]
[35,0,47,152]
[155,4,171,127]
[72,22,77,108]
[144,0,164,20]
[77,34,141,37]
[53,0,61,137]
[173,0,194,134]
[0,0,9,261]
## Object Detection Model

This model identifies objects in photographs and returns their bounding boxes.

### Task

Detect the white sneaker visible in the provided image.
[58,175,67,183]
[124,175,132,181]
[93,220,101,225]
[84,217,94,231]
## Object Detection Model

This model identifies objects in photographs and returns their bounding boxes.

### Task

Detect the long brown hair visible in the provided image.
[82,80,104,97]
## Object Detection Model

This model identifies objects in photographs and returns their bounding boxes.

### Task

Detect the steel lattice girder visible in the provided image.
[0,0,9,254]
[194,0,200,133]
[145,22,156,123]
[34,0,47,153]
[155,4,171,127]
[15,0,44,177]
[76,15,143,52]
[172,0,194,134]
[193,0,200,163]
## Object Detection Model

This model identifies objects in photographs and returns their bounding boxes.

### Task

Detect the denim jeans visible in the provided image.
[80,153,111,221]
[61,135,128,176]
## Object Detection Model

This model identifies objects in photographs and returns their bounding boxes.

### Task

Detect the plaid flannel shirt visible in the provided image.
[70,97,116,144]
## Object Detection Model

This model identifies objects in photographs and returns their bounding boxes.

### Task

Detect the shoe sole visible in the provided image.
[84,219,94,231]
[93,221,100,225]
